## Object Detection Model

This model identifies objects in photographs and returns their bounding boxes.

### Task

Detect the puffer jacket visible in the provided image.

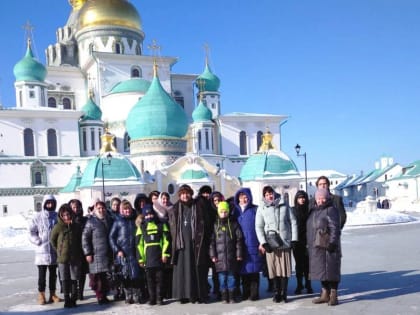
[28,195,58,265]
[82,215,113,274]
[209,218,243,273]
[306,200,341,281]
[109,214,141,280]
[255,194,298,249]
[233,188,263,274]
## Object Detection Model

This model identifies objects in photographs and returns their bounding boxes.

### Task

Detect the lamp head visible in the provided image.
[295,144,301,155]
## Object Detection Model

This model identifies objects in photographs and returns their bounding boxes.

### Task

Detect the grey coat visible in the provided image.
[28,209,58,265]
[306,200,341,282]
[255,195,298,248]
[82,215,113,274]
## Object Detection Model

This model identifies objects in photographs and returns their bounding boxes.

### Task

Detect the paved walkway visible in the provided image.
[1,220,420,315]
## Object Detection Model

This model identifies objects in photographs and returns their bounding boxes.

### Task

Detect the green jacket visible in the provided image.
[50,217,83,264]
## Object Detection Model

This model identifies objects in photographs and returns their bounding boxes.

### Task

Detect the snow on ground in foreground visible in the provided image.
[0,207,419,250]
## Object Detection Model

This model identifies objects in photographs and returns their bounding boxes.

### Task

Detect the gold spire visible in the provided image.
[100,127,117,154]
[69,0,86,11]
[258,127,275,152]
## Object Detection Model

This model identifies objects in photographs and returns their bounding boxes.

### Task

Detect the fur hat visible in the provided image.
[178,184,194,196]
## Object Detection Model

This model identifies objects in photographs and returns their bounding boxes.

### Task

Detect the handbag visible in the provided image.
[266,230,283,250]
[314,229,330,249]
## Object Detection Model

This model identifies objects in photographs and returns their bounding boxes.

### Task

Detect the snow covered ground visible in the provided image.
[0,206,418,250]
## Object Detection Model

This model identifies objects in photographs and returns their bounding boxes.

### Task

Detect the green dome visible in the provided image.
[126,73,188,139]
[79,154,142,188]
[13,40,47,82]
[109,78,151,94]
[192,100,212,122]
[60,166,82,193]
[240,150,299,181]
[195,63,220,92]
[81,97,102,121]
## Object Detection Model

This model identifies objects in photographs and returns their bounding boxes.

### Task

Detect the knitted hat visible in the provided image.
[315,188,330,199]
[217,201,230,215]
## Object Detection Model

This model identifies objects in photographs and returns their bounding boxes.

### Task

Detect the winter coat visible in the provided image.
[292,191,310,245]
[309,193,346,229]
[168,198,211,266]
[28,196,58,265]
[209,218,243,273]
[82,215,113,274]
[306,200,341,282]
[109,214,141,280]
[255,194,298,249]
[232,188,263,274]
[50,216,83,264]
[136,220,170,268]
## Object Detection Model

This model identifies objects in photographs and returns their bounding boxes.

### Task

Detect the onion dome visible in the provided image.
[78,131,142,188]
[126,63,188,139]
[13,39,47,82]
[195,61,220,92]
[192,99,212,122]
[80,93,102,121]
[60,166,83,193]
[109,78,151,94]
[78,0,142,32]
[240,130,299,181]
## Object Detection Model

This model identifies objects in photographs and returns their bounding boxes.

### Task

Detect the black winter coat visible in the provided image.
[82,215,113,274]
[209,218,243,273]
[306,200,341,282]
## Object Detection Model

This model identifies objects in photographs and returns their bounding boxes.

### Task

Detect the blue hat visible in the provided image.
[142,204,154,216]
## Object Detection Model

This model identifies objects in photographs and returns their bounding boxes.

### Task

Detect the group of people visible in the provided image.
[28,175,345,308]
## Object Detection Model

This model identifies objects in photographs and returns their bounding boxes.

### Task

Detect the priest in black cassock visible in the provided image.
[168,184,212,303]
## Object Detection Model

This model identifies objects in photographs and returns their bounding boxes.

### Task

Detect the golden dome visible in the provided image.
[78,0,142,31]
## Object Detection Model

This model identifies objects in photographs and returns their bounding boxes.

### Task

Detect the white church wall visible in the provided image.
[0,163,32,188]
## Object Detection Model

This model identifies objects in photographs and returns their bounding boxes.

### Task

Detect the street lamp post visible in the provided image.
[101,153,112,202]
[295,144,308,193]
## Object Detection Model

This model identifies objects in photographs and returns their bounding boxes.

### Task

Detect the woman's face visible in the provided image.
[297,196,306,205]
[151,195,159,203]
[264,191,275,202]
[161,195,169,206]
[238,193,248,206]
[120,205,132,217]
[316,196,327,206]
[61,211,72,224]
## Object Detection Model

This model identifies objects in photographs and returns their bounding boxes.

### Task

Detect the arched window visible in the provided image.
[124,132,131,152]
[198,131,202,151]
[34,172,42,185]
[131,67,142,78]
[48,97,57,108]
[47,129,58,156]
[24,128,35,156]
[257,130,263,150]
[168,184,175,194]
[239,131,247,155]
[63,98,71,109]
[205,129,209,150]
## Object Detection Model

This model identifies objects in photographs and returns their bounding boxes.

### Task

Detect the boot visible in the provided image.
[328,289,338,306]
[242,276,250,300]
[221,290,228,304]
[305,279,313,294]
[78,277,85,300]
[249,278,259,301]
[70,280,78,307]
[124,288,134,304]
[64,294,73,308]
[294,276,304,294]
[228,290,236,304]
[267,278,274,292]
[281,277,288,303]
[272,277,282,303]
[49,290,61,303]
[312,288,330,304]
[37,292,46,305]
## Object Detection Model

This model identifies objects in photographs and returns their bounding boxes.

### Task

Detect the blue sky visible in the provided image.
[0,0,419,175]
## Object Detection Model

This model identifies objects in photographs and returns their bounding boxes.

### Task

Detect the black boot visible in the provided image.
[70,280,78,307]
[228,290,236,304]
[294,276,304,295]
[281,277,289,303]
[249,273,260,301]
[242,275,250,300]
[305,277,313,294]
[62,280,73,308]
[273,277,282,303]
[221,290,228,304]
[78,277,85,300]
[124,288,133,304]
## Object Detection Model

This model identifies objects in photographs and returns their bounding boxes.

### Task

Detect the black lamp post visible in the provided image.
[295,144,308,192]
[101,153,112,202]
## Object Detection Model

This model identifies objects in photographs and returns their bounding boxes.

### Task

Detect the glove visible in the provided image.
[327,243,337,253]
[262,243,272,253]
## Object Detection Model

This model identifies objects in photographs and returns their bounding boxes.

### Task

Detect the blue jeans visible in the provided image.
[218,271,235,291]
